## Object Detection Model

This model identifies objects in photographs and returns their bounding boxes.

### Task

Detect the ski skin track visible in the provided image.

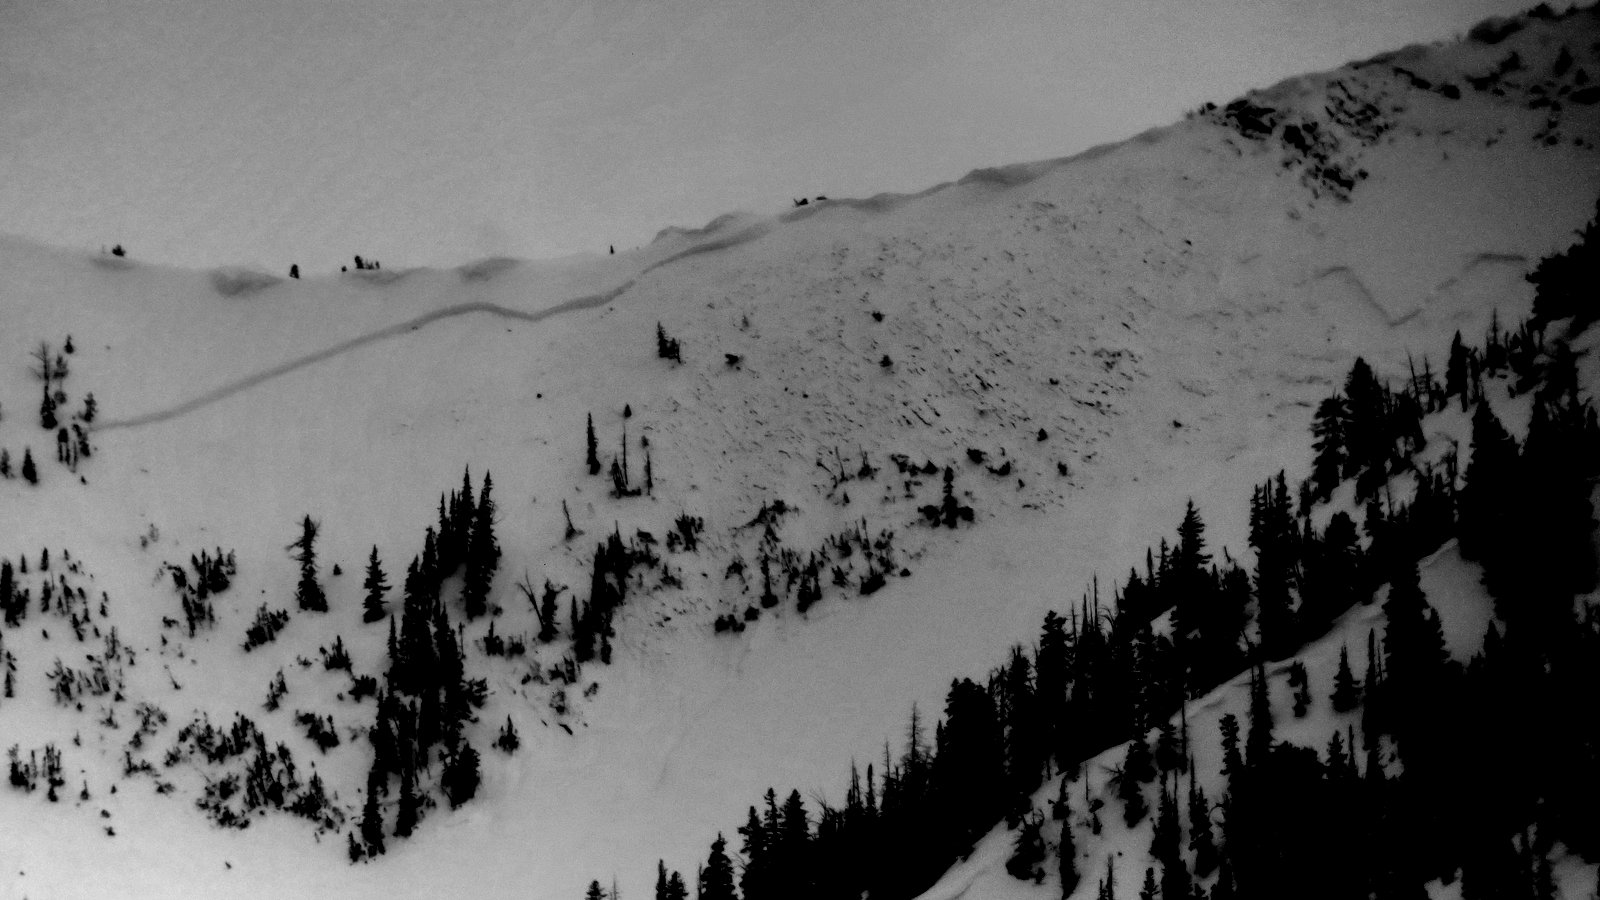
[91,220,779,433]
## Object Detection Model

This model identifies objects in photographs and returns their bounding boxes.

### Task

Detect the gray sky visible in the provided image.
[0,0,1541,271]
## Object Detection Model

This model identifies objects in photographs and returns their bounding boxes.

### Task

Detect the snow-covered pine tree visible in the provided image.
[290,516,327,612]
[461,472,499,620]
[586,413,601,476]
[1331,644,1361,712]
[362,546,389,624]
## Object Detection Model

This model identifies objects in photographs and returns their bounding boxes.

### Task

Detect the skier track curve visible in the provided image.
[90,220,776,432]
[91,285,632,432]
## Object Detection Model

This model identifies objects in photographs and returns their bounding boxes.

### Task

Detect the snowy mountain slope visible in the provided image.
[2,8,1599,900]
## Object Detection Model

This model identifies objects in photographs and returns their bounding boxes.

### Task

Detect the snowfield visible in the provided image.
[2,8,1599,900]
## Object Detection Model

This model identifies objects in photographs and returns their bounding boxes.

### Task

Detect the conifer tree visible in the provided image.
[656,322,682,363]
[441,738,480,808]
[1446,331,1469,409]
[360,764,386,856]
[585,881,607,900]
[362,547,389,624]
[1124,732,1155,784]
[1150,778,1180,864]
[495,716,520,753]
[1459,402,1518,562]
[586,414,601,476]
[394,764,419,838]
[1343,357,1387,480]
[1138,867,1157,900]
[538,580,561,643]
[1188,776,1218,877]
[21,448,36,485]
[1381,561,1433,711]
[1118,764,1149,827]
[1160,860,1191,900]
[1289,661,1312,717]
[395,558,437,696]
[1219,713,1243,783]
[1097,858,1117,900]
[461,472,499,620]
[453,467,476,571]
[290,515,328,612]
[1310,394,1348,501]
[422,527,440,584]
[1331,644,1361,713]
[1245,663,1273,772]
[738,805,769,900]
[1005,812,1047,883]
[1058,812,1080,897]
[1212,857,1237,900]
[699,834,737,900]
[1527,196,1598,329]
[39,389,57,430]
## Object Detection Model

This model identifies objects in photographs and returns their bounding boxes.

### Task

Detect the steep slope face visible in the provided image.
[0,9,1597,900]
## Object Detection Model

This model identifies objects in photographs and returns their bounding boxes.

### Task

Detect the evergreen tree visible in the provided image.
[1331,644,1361,713]
[1289,661,1312,717]
[1001,645,1044,824]
[586,414,601,476]
[440,738,480,808]
[1118,765,1149,827]
[453,467,477,571]
[656,323,682,363]
[1169,500,1212,637]
[585,881,607,900]
[21,448,36,485]
[1219,713,1243,782]
[1150,778,1180,864]
[461,472,500,620]
[1036,610,1071,766]
[360,765,386,856]
[362,546,389,624]
[1005,812,1048,883]
[1245,663,1273,772]
[538,581,562,643]
[738,805,769,900]
[1138,867,1157,900]
[1125,732,1155,784]
[1527,197,1598,329]
[1097,858,1117,900]
[1310,394,1348,501]
[495,716,520,753]
[1381,560,1431,707]
[290,515,328,612]
[699,834,737,900]
[1188,777,1218,877]
[1446,331,1469,409]
[1058,808,1081,897]
[1343,357,1388,479]
[39,389,57,430]
[1160,860,1191,900]
[776,788,812,898]
[394,764,419,838]
[1459,402,1518,562]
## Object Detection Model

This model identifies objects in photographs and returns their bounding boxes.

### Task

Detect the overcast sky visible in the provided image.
[0,0,1541,272]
